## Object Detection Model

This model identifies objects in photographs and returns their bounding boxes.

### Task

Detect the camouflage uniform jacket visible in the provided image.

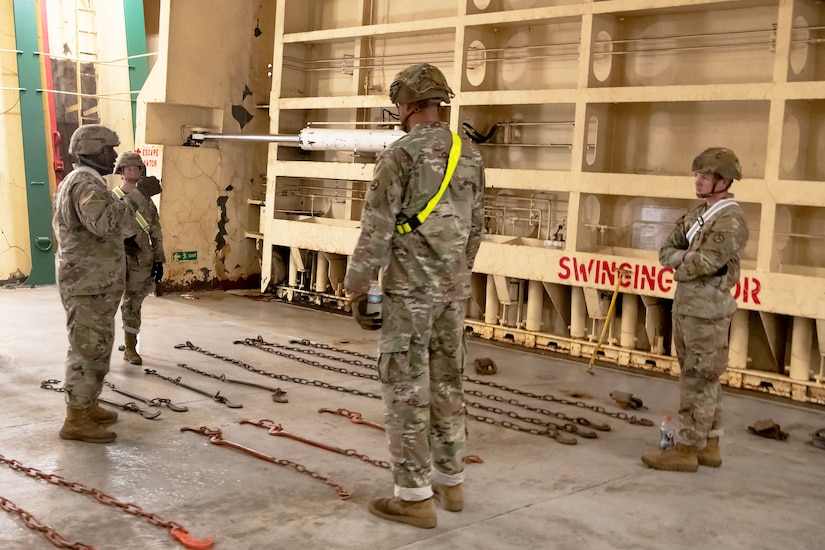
[345,121,485,300]
[53,165,135,296]
[126,189,165,266]
[659,199,749,319]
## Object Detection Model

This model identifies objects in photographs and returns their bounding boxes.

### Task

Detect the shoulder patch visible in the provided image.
[370,180,380,190]
[713,234,725,243]
[79,192,96,205]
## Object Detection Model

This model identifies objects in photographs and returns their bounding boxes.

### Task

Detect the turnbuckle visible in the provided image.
[104,380,188,412]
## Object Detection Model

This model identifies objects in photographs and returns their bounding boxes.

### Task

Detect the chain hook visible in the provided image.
[170,527,214,550]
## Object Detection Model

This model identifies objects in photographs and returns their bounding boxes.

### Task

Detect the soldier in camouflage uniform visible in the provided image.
[53,124,137,444]
[642,147,749,472]
[114,151,165,365]
[344,63,485,528]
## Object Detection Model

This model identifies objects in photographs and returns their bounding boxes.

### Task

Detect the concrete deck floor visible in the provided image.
[1,286,823,550]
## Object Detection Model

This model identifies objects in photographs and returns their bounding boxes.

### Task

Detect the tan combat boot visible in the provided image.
[59,406,117,443]
[368,497,436,529]
[641,443,699,472]
[124,331,142,365]
[90,399,118,427]
[433,483,463,512]
[697,437,722,468]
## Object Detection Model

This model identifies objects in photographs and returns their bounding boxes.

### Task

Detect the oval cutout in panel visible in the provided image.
[592,30,613,82]
[789,16,809,76]
[466,40,487,87]
[586,115,598,166]
[781,114,800,175]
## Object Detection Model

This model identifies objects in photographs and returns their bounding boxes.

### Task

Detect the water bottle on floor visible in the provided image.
[659,414,675,450]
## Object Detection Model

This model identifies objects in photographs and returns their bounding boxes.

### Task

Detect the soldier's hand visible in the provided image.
[350,292,382,331]
[124,236,141,257]
[151,261,164,283]
[137,175,162,198]
[663,249,686,268]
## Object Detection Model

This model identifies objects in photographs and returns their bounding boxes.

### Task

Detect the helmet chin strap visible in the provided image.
[696,178,731,199]
[78,154,114,175]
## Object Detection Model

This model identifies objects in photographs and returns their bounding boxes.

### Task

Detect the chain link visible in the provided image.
[40,380,161,419]
[143,369,242,408]
[0,454,192,536]
[0,496,95,550]
[288,338,378,362]
[240,419,391,469]
[242,337,647,432]
[286,337,653,426]
[180,426,351,499]
[174,341,383,400]
[223,339,586,444]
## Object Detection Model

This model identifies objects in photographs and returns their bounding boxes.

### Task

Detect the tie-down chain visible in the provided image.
[0,453,214,549]
[40,379,161,420]
[287,337,654,427]
[180,426,351,500]
[0,495,95,550]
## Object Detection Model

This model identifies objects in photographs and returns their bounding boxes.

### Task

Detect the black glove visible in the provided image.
[137,175,162,198]
[124,236,141,257]
[151,261,164,283]
[351,292,382,331]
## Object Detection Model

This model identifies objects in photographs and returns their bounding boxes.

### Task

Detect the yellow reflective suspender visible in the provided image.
[395,132,462,235]
[111,186,150,234]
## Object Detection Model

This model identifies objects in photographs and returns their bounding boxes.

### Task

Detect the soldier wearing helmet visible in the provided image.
[642,147,749,473]
[52,124,139,444]
[113,151,166,366]
[68,123,121,175]
[344,63,485,528]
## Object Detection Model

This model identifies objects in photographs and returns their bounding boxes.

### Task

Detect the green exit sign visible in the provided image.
[173,251,198,261]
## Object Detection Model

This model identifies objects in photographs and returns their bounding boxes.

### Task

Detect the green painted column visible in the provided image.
[13,0,54,286]
[123,0,150,136]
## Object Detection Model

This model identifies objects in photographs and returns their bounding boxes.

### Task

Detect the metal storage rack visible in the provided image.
[256,0,825,405]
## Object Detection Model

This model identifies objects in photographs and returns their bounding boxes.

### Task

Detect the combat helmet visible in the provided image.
[114,151,145,174]
[691,147,742,181]
[389,63,454,105]
[68,124,120,156]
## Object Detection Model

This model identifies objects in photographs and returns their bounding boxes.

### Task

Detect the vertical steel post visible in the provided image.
[14,0,54,285]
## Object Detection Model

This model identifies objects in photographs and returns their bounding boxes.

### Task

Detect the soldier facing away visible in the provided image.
[113,151,165,365]
[52,124,137,443]
[642,147,749,472]
[344,63,486,528]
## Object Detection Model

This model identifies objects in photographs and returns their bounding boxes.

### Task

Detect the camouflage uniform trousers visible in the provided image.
[59,290,121,408]
[121,257,154,334]
[378,293,467,501]
[673,313,732,448]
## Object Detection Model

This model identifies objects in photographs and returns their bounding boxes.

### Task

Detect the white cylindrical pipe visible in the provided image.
[570,286,586,339]
[485,275,499,325]
[526,280,543,332]
[620,293,637,349]
[298,128,405,153]
[728,309,749,369]
[789,316,813,381]
[315,253,329,293]
[288,251,300,287]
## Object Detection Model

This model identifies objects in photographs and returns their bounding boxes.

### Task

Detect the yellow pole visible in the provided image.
[587,269,631,375]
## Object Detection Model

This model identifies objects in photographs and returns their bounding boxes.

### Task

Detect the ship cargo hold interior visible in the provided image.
[1,1,824,549]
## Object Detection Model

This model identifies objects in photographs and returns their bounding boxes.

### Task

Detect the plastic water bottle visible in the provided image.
[659,414,675,450]
[366,280,382,319]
